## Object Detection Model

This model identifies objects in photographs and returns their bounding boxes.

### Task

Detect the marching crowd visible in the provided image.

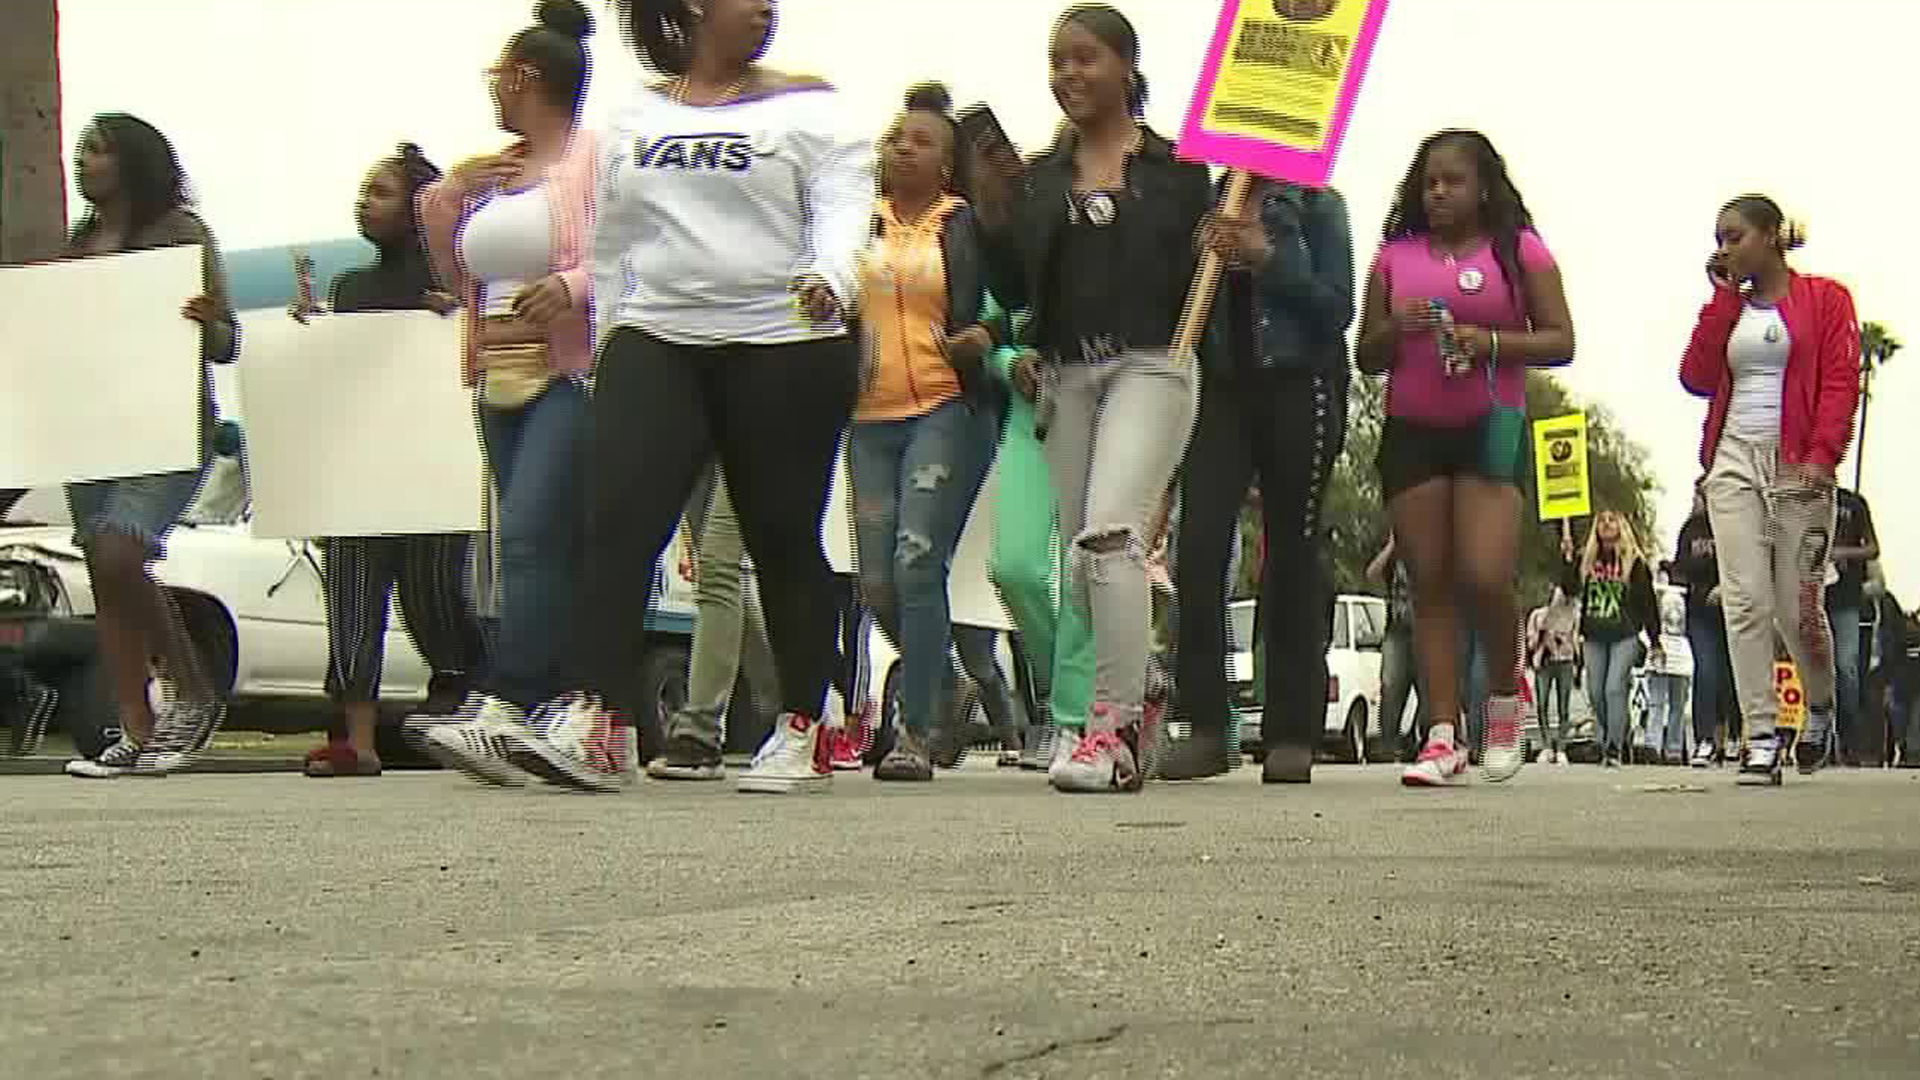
[6,0,1867,797]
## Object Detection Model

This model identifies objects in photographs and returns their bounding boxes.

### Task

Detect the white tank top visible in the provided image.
[460,185,553,318]
[1725,301,1791,439]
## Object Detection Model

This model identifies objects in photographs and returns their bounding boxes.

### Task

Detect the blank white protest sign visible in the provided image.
[238,310,485,539]
[0,245,204,488]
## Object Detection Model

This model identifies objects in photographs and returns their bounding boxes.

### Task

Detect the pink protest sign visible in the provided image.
[1178,0,1391,186]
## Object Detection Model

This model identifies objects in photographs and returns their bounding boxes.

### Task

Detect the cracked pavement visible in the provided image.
[3,762,1918,1078]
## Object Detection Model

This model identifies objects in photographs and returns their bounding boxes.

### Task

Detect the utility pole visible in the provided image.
[1,0,65,265]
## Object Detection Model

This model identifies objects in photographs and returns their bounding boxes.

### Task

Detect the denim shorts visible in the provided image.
[66,463,209,560]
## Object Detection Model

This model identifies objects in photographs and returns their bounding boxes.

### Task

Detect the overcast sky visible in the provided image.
[53,0,1920,590]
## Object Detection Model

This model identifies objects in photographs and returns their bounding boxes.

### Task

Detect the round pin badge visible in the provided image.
[1085,192,1116,227]
[1764,323,1782,344]
[1458,267,1486,294]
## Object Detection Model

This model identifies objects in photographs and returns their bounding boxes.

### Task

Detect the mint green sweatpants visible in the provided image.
[989,385,1096,732]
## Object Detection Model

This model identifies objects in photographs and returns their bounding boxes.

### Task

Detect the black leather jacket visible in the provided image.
[978,126,1217,365]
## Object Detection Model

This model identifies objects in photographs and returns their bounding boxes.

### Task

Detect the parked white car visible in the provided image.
[0,453,706,757]
[1226,594,1386,762]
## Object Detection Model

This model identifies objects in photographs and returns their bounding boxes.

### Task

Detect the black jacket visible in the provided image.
[978,126,1216,364]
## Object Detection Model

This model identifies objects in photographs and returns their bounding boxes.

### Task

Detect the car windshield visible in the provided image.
[181,456,249,527]
[1228,600,1257,652]
[1351,600,1387,650]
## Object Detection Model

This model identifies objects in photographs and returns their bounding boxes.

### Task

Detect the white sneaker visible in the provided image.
[66,735,142,778]
[506,695,627,793]
[1691,741,1716,769]
[1402,738,1469,787]
[423,697,533,787]
[737,712,832,794]
[1480,695,1524,784]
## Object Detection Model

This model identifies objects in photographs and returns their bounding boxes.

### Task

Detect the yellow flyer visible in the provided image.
[1178,0,1391,186]
[1531,413,1591,522]
[1775,660,1805,733]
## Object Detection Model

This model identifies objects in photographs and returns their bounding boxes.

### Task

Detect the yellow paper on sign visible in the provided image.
[1532,413,1591,521]
[1195,0,1378,158]
[1774,660,1805,733]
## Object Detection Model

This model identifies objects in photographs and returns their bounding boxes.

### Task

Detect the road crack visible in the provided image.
[981,1024,1129,1077]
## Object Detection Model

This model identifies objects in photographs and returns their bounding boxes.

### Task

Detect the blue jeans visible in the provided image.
[849,400,995,737]
[1584,635,1641,757]
[479,379,586,709]
[1827,602,1860,755]
[1687,606,1732,749]
[1646,673,1690,756]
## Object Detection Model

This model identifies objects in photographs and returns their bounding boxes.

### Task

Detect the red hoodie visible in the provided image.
[1679,272,1860,471]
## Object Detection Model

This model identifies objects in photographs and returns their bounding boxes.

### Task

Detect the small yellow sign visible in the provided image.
[1775,660,1805,732]
[1532,413,1591,522]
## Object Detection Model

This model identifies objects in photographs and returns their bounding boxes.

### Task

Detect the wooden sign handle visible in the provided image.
[1171,169,1254,364]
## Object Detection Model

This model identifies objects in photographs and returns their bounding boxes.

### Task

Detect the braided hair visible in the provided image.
[1384,129,1535,305]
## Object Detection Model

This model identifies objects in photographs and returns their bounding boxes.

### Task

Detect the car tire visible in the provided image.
[54,655,116,759]
[1333,700,1366,764]
[634,644,689,766]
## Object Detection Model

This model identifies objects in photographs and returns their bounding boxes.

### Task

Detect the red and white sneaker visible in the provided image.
[827,725,865,771]
[738,712,833,795]
[1402,738,1469,787]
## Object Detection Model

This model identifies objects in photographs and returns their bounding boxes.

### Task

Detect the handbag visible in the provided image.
[479,316,554,410]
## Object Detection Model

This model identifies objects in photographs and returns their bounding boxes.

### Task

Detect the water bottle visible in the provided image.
[1434,299,1470,378]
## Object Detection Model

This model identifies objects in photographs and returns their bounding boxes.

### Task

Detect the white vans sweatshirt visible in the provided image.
[592,81,877,348]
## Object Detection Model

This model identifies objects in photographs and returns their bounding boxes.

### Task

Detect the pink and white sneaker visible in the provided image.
[1049,705,1143,794]
[827,725,865,771]
[1480,695,1525,784]
[1402,738,1470,787]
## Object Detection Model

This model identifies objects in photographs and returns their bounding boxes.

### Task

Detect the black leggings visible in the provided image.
[1175,365,1349,749]
[583,328,858,722]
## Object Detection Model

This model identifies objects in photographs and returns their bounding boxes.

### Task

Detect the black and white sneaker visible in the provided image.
[66,735,143,779]
[1737,736,1784,787]
[3,679,58,758]
[646,732,725,781]
[132,701,227,776]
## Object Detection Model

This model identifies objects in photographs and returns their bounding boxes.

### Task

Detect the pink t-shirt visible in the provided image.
[1374,230,1557,425]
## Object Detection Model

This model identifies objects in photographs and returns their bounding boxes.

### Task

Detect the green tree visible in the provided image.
[1233,371,1660,609]
[1856,321,1902,492]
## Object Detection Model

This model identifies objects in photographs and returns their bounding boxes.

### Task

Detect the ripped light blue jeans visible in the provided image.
[1044,351,1199,731]
[849,398,996,737]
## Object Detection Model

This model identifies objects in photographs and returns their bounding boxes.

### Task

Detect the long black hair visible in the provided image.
[902,83,968,196]
[1383,129,1535,303]
[383,142,442,263]
[1060,4,1148,118]
[71,113,191,244]
[510,0,594,114]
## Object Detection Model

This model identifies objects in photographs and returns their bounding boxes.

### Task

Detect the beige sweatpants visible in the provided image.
[1703,432,1837,740]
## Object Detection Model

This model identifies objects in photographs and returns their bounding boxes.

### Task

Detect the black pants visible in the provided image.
[322,533,487,706]
[583,329,858,722]
[1175,365,1349,749]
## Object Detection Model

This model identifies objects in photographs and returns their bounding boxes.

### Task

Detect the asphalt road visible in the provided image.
[3,761,1918,1080]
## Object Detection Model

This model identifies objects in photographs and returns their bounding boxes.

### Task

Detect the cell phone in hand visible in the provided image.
[957,104,1018,161]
